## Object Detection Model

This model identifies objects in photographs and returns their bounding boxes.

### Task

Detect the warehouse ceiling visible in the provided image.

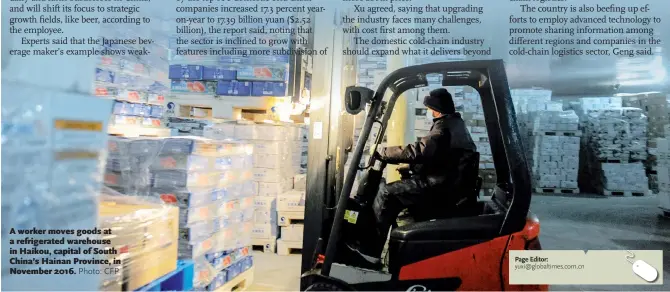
[504,55,669,96]
[433,0,670,96]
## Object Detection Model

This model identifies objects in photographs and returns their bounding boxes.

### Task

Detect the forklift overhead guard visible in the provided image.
[302,60,543,292]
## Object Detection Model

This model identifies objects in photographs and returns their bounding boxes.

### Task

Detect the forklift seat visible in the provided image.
[390,213,503,241]
[407,151,481,222]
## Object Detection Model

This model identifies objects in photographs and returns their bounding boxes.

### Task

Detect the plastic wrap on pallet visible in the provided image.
[96,22,170,134]
[531,135,581,189]
[621,93,669,139]
[215,123,306,249]
[600,163,649,192]
[102,136,256,289]
[582,108,648,162]
[576,97,623,115]
[510,88,555,163]
[205,255,254,291]
[580,108,650,193]
[531,110,579,132]
[656,138,670,210]
[1,88,114,291]
[98,190,180,291]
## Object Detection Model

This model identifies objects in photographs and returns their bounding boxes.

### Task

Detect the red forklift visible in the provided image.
[300,60,547,291]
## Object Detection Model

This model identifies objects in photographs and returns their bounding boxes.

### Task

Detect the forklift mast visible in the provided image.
[301,7,359,276]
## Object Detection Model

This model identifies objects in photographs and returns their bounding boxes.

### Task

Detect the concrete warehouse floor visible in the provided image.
[250,194,670,291]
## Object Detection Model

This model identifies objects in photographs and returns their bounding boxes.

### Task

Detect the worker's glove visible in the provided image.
[373,150,384,161]
[397,165,411,178]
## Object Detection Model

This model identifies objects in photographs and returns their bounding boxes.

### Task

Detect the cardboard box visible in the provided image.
[170,80,216,94]
[280,224,304,242]
[254,209,277,224]
[277,190,306,212]
[202,66,236,80]
[256,180,291,196]
[252,224,278,239]
[169,65,203,80]
[293,174,306,191]
[251,81,287,96]
[216,80,251,96]
[253,153,286,169]
[254,168,285,183]
[254,196,276,209]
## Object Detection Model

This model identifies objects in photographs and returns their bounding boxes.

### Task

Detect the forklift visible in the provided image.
[300,60,547,291]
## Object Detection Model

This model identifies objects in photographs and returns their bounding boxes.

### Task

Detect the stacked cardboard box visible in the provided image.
[580,108,650,195]
[621,93,669,139]
[622,93,669,192]
[582,108,648,161]
[168,21,290,96]
[104,137,255,289]
[276,189,306,255]
[357,55,388,90]
[655,138,670,213]
[510,89,556,161]
[576,97,623,113]
[530,111,581,191]
[220,123,305,253]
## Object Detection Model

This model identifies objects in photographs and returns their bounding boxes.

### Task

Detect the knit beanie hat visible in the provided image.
[423,88,455,114]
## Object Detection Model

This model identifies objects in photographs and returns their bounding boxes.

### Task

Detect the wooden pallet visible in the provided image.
[470,134,489,142]
[251,237,276,253]
[108,125,171,137]
[277,211,304,227]
[217,267,254,292]
[597,159,646,164]
[533,131,582,137]
[601,189,650,197]
[276,239,302,256]
[660,208,670,218]
[534,188,580,194]
[167,94,278,120]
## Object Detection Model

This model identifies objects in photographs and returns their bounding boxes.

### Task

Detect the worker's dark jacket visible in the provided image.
[379,113,477,189]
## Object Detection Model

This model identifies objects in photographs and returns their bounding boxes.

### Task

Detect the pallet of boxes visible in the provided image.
[277,175,307,255]
[231,123,305,254]
[510,88,555,163]
[104,136,256,291]
[622,93,669,193]
[579,98,650,197]
[278,127,308,256]
[656,136,670,217]
[529,109,581,194]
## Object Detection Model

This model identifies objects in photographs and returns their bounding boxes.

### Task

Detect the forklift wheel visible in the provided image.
[304,282,346,291]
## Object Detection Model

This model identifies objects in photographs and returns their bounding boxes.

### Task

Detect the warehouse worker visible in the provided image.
[365,88,478,264]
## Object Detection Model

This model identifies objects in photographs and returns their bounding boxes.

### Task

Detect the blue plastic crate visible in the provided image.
[135,260,195,291]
